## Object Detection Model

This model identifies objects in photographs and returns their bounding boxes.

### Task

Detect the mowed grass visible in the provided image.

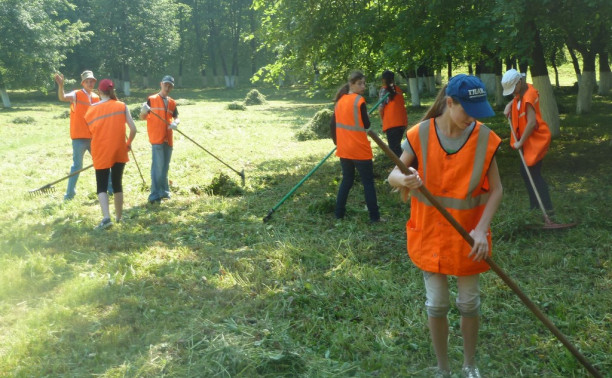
[0,83,611,377]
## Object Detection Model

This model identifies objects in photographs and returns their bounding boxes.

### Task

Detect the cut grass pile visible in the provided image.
[0,84,610,377]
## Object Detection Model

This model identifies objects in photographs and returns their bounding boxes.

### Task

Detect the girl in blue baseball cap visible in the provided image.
[387,74,502,378]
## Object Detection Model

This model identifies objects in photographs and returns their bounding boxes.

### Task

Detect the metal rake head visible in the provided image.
[28,185,56,197]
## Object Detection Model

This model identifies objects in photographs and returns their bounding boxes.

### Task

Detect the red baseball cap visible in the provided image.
[98,79,114,92]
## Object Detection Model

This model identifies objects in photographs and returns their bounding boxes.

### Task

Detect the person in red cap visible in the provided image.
[54,70,109,200]
[140,75,180,204]
[502,69,554,215]
[388,74,503,378]
[85,79,137,230]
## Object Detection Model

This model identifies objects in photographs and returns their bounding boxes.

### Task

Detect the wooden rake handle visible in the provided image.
[367,129,602,378]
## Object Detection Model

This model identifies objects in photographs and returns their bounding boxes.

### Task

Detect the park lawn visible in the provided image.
[0,85,610,377]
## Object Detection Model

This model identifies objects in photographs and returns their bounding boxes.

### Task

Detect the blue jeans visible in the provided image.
[149,143,173,202]
[65,139,112,199]
[385,126,407,158]
[335,158,380,221]
[519,160,553,214]
[65,139,91,199]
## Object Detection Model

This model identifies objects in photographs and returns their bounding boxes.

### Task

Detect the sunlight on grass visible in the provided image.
[1,85,611,376]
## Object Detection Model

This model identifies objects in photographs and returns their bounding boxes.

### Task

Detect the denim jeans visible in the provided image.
[149,143,173,202]
[519,160,553,213]
[335,158,379,221]
[64,139,91,199]
[64,139,112,199]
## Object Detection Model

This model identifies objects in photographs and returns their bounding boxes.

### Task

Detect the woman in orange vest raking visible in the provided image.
[330,71,381,223]
[54,70,106,200]
[388,75,503,378]
[85,79,137,230]
[501,69,554,215]
[378,70,408,157]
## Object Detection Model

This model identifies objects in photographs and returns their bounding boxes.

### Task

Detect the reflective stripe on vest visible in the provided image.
[411,120,494,210]
[335,95,366,132]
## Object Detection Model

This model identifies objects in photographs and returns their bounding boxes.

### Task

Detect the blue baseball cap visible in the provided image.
[445,74,495,118]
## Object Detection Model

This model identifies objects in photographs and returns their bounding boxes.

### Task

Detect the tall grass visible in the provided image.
[0,83,610,377]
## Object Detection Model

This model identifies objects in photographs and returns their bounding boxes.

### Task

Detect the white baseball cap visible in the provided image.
[501,69,522,96]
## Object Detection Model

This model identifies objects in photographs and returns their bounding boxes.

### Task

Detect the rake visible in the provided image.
[28,164,93,196]
[367,129,602,378]
[147,110,245,186]
[507,118,576,229]
[263,92,390,222]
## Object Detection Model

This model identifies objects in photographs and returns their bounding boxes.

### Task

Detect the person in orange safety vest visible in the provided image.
[330,71,381,223]
[378,70,408,157]
[54,70,106,200]
[85,79,137,230]
[140,75,180,204]
[502,68,554,215]
[388,74,503,378]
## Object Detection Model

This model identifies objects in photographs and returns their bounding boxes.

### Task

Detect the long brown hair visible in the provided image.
[99,88,118,101]
[420,84,458,121]
[381,70,397,100]
[334,70,365,102]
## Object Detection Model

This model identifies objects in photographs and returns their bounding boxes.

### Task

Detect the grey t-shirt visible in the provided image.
[401,121,475,158]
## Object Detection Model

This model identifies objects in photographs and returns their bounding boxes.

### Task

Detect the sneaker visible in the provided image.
[433,367,452,378]
[94,218,112,230]
[462,365,481,378]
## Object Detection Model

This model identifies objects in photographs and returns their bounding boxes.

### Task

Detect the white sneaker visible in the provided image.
[94,218,112,230]
[462,365,481,378]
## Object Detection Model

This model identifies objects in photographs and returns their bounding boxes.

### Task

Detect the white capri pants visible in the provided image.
[423,271,481,318]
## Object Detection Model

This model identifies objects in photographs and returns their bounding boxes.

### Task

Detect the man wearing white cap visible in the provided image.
[55,70,112,200]
[501,69,554,215]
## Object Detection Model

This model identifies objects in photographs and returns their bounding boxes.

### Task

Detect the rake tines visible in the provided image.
[27,164,93,198]
[28,185,56,196]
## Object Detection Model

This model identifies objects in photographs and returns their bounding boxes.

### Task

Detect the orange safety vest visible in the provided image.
[85,100,129,170]
[335,93,372,160]
[405,119,501,276]
[510,84,551,166]
[147,94,176,147]
[70,89,100,139]
[381,86,408,132]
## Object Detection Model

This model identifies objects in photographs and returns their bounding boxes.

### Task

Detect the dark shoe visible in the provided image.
[94,218,112,230]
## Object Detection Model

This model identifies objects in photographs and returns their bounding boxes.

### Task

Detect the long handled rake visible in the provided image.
[130,148,147,189]
[29,164,93,196]
[507,118,576,229]
[263,92,390,222]
[367,129,602,378]
[148,111,245,185]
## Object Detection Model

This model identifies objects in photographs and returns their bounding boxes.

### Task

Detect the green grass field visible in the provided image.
[0,81,611,377]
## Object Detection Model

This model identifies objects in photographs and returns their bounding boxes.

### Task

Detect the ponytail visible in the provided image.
[98,88,118,101]
[381,70,397,100]
[335,70,366,102]
[421,84,449,121]
[334,83,350,102]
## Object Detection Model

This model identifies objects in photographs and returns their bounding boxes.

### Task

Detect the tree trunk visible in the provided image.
[567,44,582,84]
[493,59,504,108]
[0,88,11,108]
[530,22,560,136]
[435,69,442,86]
[577,51,596,114]
[447,54,452,81]
[598,51,611,95]
[408,70,420,107]
[143,74,149,88]
[122,64,131,96]
[201,69,208,87]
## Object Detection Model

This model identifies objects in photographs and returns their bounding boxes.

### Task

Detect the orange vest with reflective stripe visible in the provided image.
[147,94,176,147]
[405,119,501,276]
[510,84,551,166]
[335,93,372,160]
[381,86,408,132]
[70,89,100,139]
[85,100,129,170]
